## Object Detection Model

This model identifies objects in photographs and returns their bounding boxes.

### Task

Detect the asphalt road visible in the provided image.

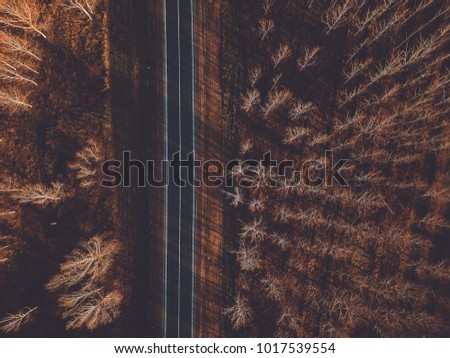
[163,0,196,338]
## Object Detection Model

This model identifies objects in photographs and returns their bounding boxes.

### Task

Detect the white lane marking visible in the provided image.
[163,0,169,338]
[177,0,182,338]
[190,0,195,338]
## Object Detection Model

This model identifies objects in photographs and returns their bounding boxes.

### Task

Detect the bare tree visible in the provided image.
[0,31,41,61]
[353,171,384,187]
[0,210,16,217]
[310,133,329,146]
[3,52,39,74]
[369,51,405,85]
[421,188,449,205]
[248,66,262,87]
[259,18,274,41]
[69,140,100,188]
[270,232,290,250]
[13,182,65,206]
[307,0,315,9]
[61,0,97,20]
[271,73,282,90]
[395,7,449,52]
[261,88,292,117]
[58,285,103,314]
[224,293,252,330]
[297,46,320,72]
[420,215,449,231]
[370,279,418,305]
[406,24,450,66]
[240,217,266,243]
[225,187,244,207]
[277,307,301,333]
[0,307,37,333]
[241,89,260,113]
[248,198,264,213]
[0,88,32,112]
[353,0,396,36]
[65,290,122,331]
[235,242,261,271]
[399,0,433,26]
[274,205,295,224]
[364,83,400,107]
[322,0,353,34]
[261,275,283,301]
[0,56,38,86]
[343,59,370,84]
[0,0,47,38]
[239,138,253,155]
[0,177,20,194]
[368,11,407,46]
[416,260,449,282]
[272,44,291,68]
[46,235,119,291]
[0,243,10,264]
[262,0,275,15]
[349,2,404,60]
[46,235,121,330]
[354,191,383,214]
[282,127,309,145]
[289,100,313,120]
[338,85,365,107]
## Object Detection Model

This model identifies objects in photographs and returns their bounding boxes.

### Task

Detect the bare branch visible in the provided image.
[224,293,252,330]
[241,89,260,113]
[406,24,450,66]
[0,88,32,112]
[65,290,122,331]
[0,56,38,86]
[259,18,274,41]
[13,182,65,206]
[248,66,262,87]
[240,217,266,243]
[234,242,261,271]
[271,73,282,90]
[248,198,264,213]
[262,0,275,15]
[272,44,291,68]
[61,0,97,20]
[69,140,100,188]
[0,307,37,333]
[353,0,396,35]
[343,59,370,84]
[289,100,313,121]
[420,215,449,231]
[0,0,47,38]
[297,46,320,72]
[239,138,253,156]
[322,0,353,33]
[282,127,309,145]
[261,275,283,301]
[46,236,119,291]
[0,31,41,61]
[261,88,292,117]
[225,187,244,207]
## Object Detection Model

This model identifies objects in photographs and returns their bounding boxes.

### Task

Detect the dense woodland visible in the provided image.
[224,0,449,337]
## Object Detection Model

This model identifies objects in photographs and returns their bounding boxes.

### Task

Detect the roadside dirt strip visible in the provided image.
[194,0,225,338]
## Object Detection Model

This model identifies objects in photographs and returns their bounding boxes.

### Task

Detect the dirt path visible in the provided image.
[194,0,225,338]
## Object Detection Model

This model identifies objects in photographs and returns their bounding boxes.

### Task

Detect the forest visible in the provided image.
[222,0,449,337]
[0,0,449,338]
